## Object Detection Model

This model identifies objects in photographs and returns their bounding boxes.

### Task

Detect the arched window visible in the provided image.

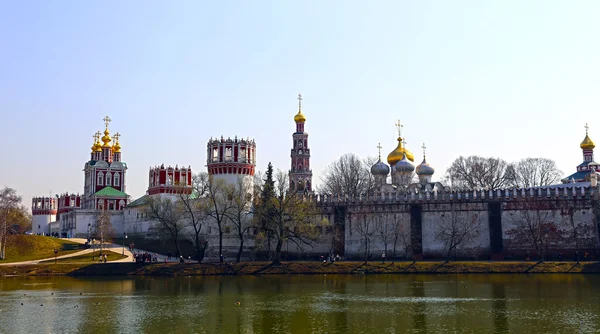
[98,200,104,210]
[119,200,125,210]
[114,173,120,187]
[108,202,115,210]
[97,172,104,186]
[106,173,112,186]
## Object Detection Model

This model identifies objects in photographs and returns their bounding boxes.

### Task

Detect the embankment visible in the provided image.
[0,261,599,276]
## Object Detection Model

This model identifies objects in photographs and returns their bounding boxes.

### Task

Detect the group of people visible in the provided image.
[321,254,342,263]
[134,252,157,263]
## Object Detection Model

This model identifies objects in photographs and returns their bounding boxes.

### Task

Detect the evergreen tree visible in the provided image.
[256,162,276,258]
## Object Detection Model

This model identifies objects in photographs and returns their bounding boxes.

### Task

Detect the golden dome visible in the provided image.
[294,111,306,123]
[92,132,102,153]
[101,128,112,147]
[387,137,414,165]
[112,133,121,153]
[581,133,595,150]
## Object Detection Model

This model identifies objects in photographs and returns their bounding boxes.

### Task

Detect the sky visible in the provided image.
[2,1,600,208]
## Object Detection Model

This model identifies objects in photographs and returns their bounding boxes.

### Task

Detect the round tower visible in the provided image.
[207,136,256,188]
[148,164,193,195]
[31,196,57,235]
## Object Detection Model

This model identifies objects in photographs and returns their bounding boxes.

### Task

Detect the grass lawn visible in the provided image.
[0,235,87,263]
[40,250,127,264]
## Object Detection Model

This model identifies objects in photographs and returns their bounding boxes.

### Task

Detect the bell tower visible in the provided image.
[289,93,313,194]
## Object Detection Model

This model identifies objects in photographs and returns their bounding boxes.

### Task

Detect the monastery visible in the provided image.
[31,97,600,260]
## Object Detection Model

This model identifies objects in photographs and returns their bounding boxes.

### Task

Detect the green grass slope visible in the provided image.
[0,235,86,263]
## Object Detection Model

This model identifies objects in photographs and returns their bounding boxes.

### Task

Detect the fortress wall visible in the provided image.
[421,203,491,259]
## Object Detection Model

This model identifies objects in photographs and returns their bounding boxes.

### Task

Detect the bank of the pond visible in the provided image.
[1,260,600,276]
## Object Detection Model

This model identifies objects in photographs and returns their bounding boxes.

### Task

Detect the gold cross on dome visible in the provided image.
[421,143,427,157]
[585,123,589,134]
[394,119,403,137]
[377,142,382,159]
[114,132,120,142]
[402,137,408,148]
[297,93,303,111]
[103,115,112,128]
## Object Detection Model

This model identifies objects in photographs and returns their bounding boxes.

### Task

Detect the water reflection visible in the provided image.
[0,274,599,333]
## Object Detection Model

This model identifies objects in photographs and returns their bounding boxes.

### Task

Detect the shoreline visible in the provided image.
[0,260,599,276]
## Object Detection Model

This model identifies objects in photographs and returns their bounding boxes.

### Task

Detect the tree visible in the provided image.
[389,213,410,260]
[225,177,254,262]
[145,195,186,257]
[444,156,514,191]
[180,173,211,262]
[505,201,562,262]
[93,209,115,256]
[0,187,22,260]
[254,168,324,265]
[204,175,235,260]
[435,209,481,260]
[354,210,380,263]
[319,153,377,196]
[510,158,563,188]
[255,163,276,258]
[376,214,391,258]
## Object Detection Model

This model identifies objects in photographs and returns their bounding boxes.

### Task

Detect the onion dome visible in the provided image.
[395,153,415,173]
[294,93,306,123]
[93,131,102,152]
[371,159,390,176]
[581,132,595,150]
[416,157,435,176]
[387,137,414,165]
[294,111,306,123]
[101,128,112,147]
[112,133,121,153]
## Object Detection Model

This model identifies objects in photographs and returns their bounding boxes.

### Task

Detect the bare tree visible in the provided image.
[93,209,115,256]
[560,206,594,262]
[376,214,391,258]
[179,173,211,262]
[444,156,514,190]
[435,209,481,260]
[354,210,380,263]
[510,158,563,188]
[389,213,410,260]
[145,195,186,257]
[319,153,378,196]
[204,176,235,260]
[0,187,22,259]
[505,201,561,262]
[254,169,325,265]
[224,177,254,262]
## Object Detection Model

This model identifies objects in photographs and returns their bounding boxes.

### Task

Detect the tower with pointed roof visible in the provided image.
[82,116,129,210]
[289,93,313,194]
[563,123,600,183]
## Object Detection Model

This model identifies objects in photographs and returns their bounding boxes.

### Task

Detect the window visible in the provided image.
[106,173,112,186]
[167,175,173,185]
[114,173,120,186]
[97,172,104,186]
[225,147,232,161]
[213,148,219,162]
[108,202,115,210]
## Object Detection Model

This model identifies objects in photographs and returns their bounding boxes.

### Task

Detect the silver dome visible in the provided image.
[416,158,435,176]
[395,153,415,173]
[371,159,390,176]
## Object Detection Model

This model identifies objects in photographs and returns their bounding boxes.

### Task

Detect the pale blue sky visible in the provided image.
[2,1,600,206]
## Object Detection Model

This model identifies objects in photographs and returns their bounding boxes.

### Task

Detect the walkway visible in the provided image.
[0,238,189,266]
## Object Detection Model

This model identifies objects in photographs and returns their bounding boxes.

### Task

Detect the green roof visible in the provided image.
[126,195,148,207]
[94,186,128,198]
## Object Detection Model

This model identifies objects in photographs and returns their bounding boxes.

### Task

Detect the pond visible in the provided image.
[0,274,599,333]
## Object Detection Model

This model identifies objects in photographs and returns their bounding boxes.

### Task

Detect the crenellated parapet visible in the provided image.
[307,185,597,208]
[148,164,193,195]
